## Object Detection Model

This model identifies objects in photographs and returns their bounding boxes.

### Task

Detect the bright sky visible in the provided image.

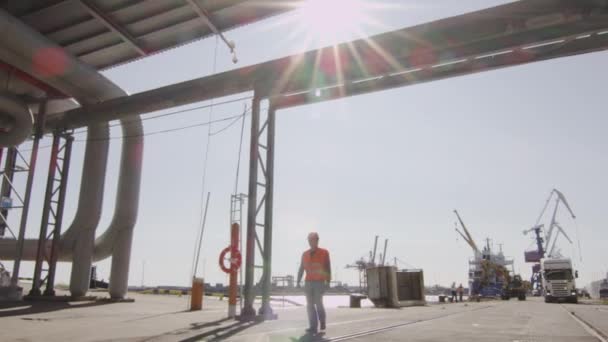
[6,0,608,289]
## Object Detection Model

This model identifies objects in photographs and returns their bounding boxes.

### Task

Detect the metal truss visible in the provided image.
[29,132,74,297]
[241,93,277,321]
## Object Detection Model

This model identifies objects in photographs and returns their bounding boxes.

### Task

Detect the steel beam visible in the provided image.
[241,93,261,320]
[29,132,73,296]
[45,134,73,296]
[45,0,608,130]
[29,134,61,296]
[185,0,235,58]
[259,103,276,319]
[0,148,17,237]
[78,0,146,56]
[11,101,45,288]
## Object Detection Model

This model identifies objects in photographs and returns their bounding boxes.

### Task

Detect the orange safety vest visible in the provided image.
[302,248,330,281]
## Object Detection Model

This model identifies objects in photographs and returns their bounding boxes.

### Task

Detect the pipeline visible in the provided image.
[0,92,34,147]
[0,8,143,299]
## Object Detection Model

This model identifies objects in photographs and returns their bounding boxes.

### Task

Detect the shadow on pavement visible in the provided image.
[179,320,261,342]
[288,332,331,342]
[0,300,113,318]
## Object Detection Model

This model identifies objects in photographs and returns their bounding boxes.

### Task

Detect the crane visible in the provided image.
[523,189,577,295]
[525,189,576,258]
[454,210,480,255]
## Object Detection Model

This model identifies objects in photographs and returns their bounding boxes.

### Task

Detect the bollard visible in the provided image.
[191,277,204,311]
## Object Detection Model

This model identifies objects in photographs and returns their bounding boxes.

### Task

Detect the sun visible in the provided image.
[295,0,368,43]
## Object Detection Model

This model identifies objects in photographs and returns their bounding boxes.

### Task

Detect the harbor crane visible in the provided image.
[346,235,390,292]
[523,189,577,294]
[524,189,576,259]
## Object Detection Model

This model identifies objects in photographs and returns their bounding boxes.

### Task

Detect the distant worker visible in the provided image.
[457,283,464,302]
[297,232,331,334]
[451,282,457,302]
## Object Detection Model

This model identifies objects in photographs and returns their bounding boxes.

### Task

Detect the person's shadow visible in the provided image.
[289,331,330,342]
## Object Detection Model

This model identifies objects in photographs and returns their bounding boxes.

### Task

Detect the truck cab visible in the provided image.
[600,273,608,299]
[541,258,578,304]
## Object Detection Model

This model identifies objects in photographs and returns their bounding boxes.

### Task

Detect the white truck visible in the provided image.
[541,258,578,303]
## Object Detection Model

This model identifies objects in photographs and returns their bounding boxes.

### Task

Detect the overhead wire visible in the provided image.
[233,104,247,194]
[210,114,244,136]
[74,112,250,143]
[191,35,220,282]
[71,95,253,135]
[18,95,254,152]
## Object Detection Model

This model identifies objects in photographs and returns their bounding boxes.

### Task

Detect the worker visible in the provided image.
[451,282,457,302]
[297,232,331,334]
[457,283,464,302]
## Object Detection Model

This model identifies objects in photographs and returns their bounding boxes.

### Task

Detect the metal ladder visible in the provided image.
[230,193,246,311]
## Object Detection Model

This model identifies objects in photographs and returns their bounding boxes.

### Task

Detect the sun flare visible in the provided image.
[295,0,368,43]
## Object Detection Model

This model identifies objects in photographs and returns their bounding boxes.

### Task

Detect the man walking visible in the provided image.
[297,232,331,334]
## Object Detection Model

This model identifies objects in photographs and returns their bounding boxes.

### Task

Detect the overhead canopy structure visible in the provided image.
[0,0,301,105]
[47,0,608,130]
[0,0,301,300]
[3,0,296,70]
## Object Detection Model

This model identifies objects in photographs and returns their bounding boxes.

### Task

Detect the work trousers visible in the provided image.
[305,281,326,330]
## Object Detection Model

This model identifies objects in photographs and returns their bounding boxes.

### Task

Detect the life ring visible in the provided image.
[219,247,242,273]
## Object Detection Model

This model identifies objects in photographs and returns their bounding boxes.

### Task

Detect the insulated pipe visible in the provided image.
[0,9,124,103]
[0,8,144,299]
[0,124,108,264]
[92,117,143,298]
[0,92,34,147]
[0,118,142,299]
[65,124,109,297]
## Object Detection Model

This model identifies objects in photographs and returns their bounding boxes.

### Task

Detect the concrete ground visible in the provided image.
[1,293,606,342]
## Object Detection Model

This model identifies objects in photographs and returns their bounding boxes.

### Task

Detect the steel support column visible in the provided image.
[241,91,278,321]
[241,94,261,320]
[45,134,73,296]
[11,101,46,289]
[29,132,73,297]
[0,147,17,237]
[259,104,276,319]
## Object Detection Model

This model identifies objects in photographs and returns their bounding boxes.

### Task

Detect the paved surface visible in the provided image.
[1,294,606,341]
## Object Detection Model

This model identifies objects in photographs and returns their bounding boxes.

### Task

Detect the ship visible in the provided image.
[454,210,514,297]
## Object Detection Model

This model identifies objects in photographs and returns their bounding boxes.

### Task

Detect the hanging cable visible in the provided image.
[190,36,220,281]
[233,103,247,194]
[75,111,250,143]
[71,95,253,136]
[210,115,243,136]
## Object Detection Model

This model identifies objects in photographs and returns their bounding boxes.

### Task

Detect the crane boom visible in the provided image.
[553,189,576,219]
[453,210,479,252]
[534,189,577,257]
[455,228,479,253]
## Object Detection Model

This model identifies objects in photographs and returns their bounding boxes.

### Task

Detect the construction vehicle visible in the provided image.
[541,258,578,303]
[501,274,527,301]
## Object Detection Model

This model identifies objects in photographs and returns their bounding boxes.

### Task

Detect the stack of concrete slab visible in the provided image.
[367,266,426,308]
